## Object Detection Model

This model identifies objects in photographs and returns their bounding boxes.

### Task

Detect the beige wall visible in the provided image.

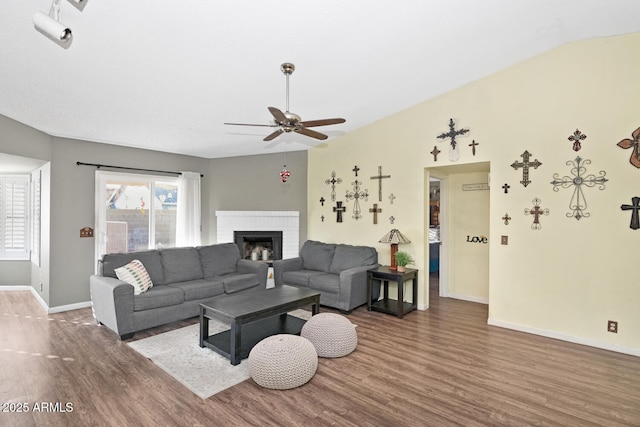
[308,33,640,354]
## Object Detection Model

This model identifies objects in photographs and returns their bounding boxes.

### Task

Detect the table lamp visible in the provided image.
[378,229,411,270]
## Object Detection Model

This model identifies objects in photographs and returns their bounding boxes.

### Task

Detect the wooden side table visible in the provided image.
[367,266,418,318]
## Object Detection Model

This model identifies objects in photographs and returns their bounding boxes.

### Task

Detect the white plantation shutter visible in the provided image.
[0,175,30,260]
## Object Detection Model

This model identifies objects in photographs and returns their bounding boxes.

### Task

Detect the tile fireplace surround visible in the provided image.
[215,211,300,260]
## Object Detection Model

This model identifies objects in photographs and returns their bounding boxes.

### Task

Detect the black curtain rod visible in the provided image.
[76,162,204,177]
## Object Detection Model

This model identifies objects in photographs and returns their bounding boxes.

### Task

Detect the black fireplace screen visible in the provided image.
[234,231,283,261]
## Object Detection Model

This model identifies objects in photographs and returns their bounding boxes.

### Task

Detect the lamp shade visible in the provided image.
[378,229,411,244]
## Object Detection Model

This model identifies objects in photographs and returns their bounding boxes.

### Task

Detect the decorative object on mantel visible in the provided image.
[370,166,391,202]
[502,183,510,194]
[550,156,608,220]
[324,171,342,201]
[352,165,360,177]
[616,126,640,168]
[378,229,411,271]
[345,180,369,220]
[394,251,415,273]
[568,129,587,152]
[388,193,396,204]
[280,165,291,182]
[469,140,479,156]
[511,150,542,187]
[620,197,640,230]
[430,146,441,162]
[437,118,469,162]
[524,197,549,230]
[319,197,325,206]
[389,216,395,224]
[333,201,346,223]
[369,203,382,225]
[502,213,511,225]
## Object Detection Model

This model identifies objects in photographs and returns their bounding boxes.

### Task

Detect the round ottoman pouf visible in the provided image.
[248,334,318,390]
[301,313,358,358]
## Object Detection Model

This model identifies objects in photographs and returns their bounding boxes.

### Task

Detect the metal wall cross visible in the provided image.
[370,166,391,201]
[437,118,469,162]
[333,201,346,223]
[369,203,382,224]
[502,183,510,194]
[502,213,511,225]
[511,150,542,187]
[524,197,549,230]
[550,156,607,220]
[345,180,369,220]
[324,171,342,201]
[621,196,640,230]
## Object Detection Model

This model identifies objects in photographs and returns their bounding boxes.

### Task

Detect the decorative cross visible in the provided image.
[502,213,511,225]
[352,165,360,177]
[620,197,640,230]
[370,166,391,202]
[469,140,479,156]
[321,215,325,222]
[333,201,346,223]
[345,180,369,220]
[431,146,441,162]
[617,126,640,169]
[502,183,510,194]
[319,197,325,206]
[550,156,608,220]
[369,203,382,225]
[437,118,469,162]
[524,197,549,230]
[389,216,395,224]
[511,150,542,187]
[388,193,396,204]
[568,129,587,152]
[324,171,342,201]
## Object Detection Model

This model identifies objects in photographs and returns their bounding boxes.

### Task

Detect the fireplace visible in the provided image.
[234,231,283,262]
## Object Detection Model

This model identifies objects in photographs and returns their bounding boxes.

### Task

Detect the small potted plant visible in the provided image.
[395,251,415,272]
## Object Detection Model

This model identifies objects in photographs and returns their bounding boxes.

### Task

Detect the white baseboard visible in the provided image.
[488,317,640,357]
[0,285,32,291]
[0,286,92,314]
[446,293,489,305]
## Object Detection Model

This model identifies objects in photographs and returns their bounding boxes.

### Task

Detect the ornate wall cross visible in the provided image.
[319,197,325,206]
[431,146,441,162]
[389,216,395,224]
[370,166,391,201]
[352,165,360,176]
[550,156,608,220]
[502,183,510,194]
[324,171,342,201]
[616,126,640,168]
[369,203,382,224]
[345,180,368,220]
[621,197,640,230]
[333,201,346,223]
[511,150,542,187]
[568,129,587,152]
[437,118,469,162]
[502,213,511,225]
[524,197,549,230]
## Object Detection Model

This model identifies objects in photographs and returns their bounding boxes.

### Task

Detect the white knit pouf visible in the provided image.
[248,334,318,390]
[301,313,358,358]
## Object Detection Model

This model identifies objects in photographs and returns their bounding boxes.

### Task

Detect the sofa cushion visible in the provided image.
[198,243,240,278]
[114,260,153,295]
[329,244,378,274]
[282,270,327,287]
[309,274,340,294]
[133,285,184,312]
[167,279,225,301]
[101,250,165,285]
[221,274,260,294]
[300,240,336,273]
[160,247,204,283]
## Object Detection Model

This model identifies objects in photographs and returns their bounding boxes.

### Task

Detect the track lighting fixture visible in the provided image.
[33,0,72,44]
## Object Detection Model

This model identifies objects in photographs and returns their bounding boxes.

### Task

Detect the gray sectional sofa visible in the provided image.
[273,240,380,312]
[90,243,267,339]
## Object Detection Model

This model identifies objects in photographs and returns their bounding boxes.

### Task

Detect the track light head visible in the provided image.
[33,11,72,43]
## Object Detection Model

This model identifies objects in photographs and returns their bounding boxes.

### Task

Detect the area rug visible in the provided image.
[127,309,312,399]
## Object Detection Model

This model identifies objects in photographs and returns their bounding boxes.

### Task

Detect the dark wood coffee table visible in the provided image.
[199,285,320,365]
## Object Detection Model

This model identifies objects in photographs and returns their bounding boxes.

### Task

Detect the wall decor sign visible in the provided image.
[437,118,469,162]
[525,197,549,230]
[370,166,391,202]
[616,126,640,168]
[550,156,608,220]
[346,180,369,220]
[568,129,587,152]
[333,201,346,223]
[621,197,640,230]
[324,171,342,201]
[369,203,382,224]
[462,183,489,191]
[511,150,542,187]
[466,235,488,243]
[431,146,441,162]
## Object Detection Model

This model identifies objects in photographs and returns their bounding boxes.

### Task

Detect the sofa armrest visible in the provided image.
[89,275,135,339]
[339,264,381,310]
[273,257,303,287]
[236,259,269,288]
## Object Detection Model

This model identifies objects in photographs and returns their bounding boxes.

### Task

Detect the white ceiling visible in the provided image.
[2,1,639,159]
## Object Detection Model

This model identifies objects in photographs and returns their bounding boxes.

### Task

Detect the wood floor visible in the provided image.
[2,276,640,426]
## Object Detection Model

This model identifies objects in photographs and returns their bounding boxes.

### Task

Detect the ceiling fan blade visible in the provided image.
[263,129,284,142]
[295,127,328,140]
[299,118,346,128]
[268,107,288,124]
[224,122,277,128]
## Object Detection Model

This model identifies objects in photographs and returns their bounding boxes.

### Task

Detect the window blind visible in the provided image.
[0,175,30,260]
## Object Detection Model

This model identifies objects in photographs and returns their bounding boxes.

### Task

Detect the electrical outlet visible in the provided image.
[608,320,618,333]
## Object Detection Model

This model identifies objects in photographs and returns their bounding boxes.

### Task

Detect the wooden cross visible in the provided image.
[352,165,360,177]
[388,193,396,204]
[324,171,342,201]
[502,213,511,225]
[431,146,441,162]
[437,118,469,162]
[621,196,640,230]
[369,203,382,224]
[333,201,346,223]
[511,150,542,187]
[525,198,549,230]
[370,166,391,201]
[469,140,479,156]
[502,183,510,194]
[319,197,325,206]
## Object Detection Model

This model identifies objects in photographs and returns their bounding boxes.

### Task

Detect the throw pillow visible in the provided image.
[115,259,153,295]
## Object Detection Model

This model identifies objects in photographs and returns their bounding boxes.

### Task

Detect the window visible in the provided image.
[0,175,30,260]
[95,171,178,258]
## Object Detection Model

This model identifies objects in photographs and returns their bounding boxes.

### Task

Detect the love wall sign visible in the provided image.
[466,235,488,244]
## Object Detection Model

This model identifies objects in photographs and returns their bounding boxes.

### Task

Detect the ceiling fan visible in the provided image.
[224,63,346,142]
